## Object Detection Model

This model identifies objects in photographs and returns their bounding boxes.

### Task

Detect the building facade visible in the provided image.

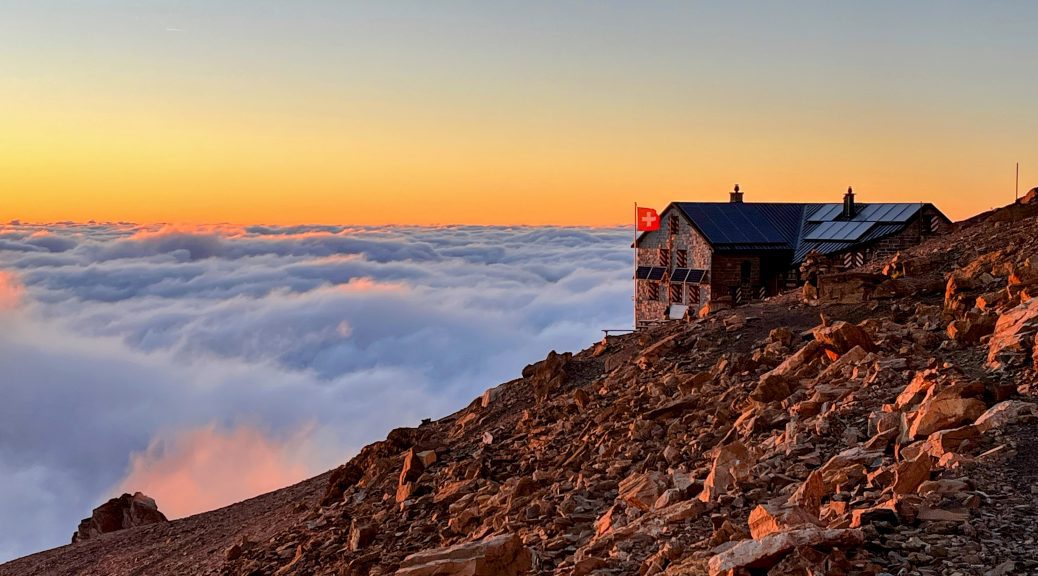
[634,187,950,328]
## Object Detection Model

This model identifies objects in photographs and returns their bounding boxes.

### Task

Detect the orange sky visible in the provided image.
[1,2,1034,225]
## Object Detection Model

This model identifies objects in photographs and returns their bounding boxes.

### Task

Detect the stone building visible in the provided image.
[634,186,950,327]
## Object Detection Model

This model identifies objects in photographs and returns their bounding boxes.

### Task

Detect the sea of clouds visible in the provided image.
[0,221,631,561]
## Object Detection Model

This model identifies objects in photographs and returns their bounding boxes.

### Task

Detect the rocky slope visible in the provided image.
[3,200,1038,576]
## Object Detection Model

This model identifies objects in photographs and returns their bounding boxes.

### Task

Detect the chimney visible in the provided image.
[730,184,744,203]
[843,186,856,218]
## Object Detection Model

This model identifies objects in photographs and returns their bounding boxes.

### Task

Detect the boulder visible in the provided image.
[895,371,938,410]
[815,447,883,493]
[750,374,792,403]
[850,500,900,528]
[322,461,365,506]
[986,298,1038,370]
[523,350,571,400]
[813,321,875,354]
[947,311,997,344]
[816,272,887,303]
[973,400,1038,433]
[909,397,987,438]
[788,470,825,517]
[913,425,980,459]
[699,441,751,502]
[748,503,819,539]
[769,327,794,346]
[707,528,864,576]
[72,492,167,543]
[394,533,532,576]
[348,520,377,551]
[400,448,426,485]
[619,471,667,511]
[891,454,932,494]
[757,340,823,388]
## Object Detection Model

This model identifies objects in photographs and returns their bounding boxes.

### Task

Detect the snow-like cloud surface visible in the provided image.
[0,222,630,561]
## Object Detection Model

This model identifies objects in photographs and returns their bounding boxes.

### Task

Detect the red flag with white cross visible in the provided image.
[636,207,660,231]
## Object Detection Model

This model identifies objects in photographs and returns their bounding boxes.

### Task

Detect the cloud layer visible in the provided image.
[0,221,630,561]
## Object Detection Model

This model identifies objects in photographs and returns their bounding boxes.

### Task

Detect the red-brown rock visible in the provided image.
[748,503,819,539]
[908,397,987,438]
[891,454,932,494]
[72,492,167,543]
[394,534,532,576]
[619,472,667,511]
[699,441,751,502]
[986,298,1038,370]
[973,400,1038,432]
[707,528,864,576]
[813,321,875,354]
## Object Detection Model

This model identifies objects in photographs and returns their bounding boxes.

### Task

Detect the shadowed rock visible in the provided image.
[72,492,167,543]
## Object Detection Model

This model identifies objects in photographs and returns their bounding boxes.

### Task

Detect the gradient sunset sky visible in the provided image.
[2,1,1035,225]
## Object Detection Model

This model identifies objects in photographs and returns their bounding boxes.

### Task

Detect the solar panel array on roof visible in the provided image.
[804,221,875,242]
[635,266,666,280]
[854,203,920,222]
[806,202,922,224]
[675,203,790,246]
[670,268,708,283]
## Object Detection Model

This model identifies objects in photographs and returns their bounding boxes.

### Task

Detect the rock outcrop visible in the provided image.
[71,492,167,543]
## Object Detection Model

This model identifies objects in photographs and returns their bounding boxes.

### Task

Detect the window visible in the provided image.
[647,282,659,301]
[670,283,682,303]
[659,248,670,267]
[676,249,688,268]
[669,214,680,235]
[740,261,752,284]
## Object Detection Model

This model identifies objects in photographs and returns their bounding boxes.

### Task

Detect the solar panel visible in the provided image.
[671,268,690,282]
[646,267,665,280]
[677,204,788,245]
[807,204,843,222]
[854,203,920,223]
[635,266,652,280]
[860,203,894,221]
[686,269,707,284]
[804,221,875,242]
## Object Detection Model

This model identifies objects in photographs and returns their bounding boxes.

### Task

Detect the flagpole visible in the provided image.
[633,201,638,330]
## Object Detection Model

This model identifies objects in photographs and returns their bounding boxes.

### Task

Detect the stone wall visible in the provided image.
[635,206,713,326]
[711,254,762,300]
[635,206,711,269]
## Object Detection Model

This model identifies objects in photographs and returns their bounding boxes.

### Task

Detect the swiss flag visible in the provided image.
[636,207,660,231]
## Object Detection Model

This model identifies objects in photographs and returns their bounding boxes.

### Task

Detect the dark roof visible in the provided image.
[673,203,805,248]
[663,201,948,263]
